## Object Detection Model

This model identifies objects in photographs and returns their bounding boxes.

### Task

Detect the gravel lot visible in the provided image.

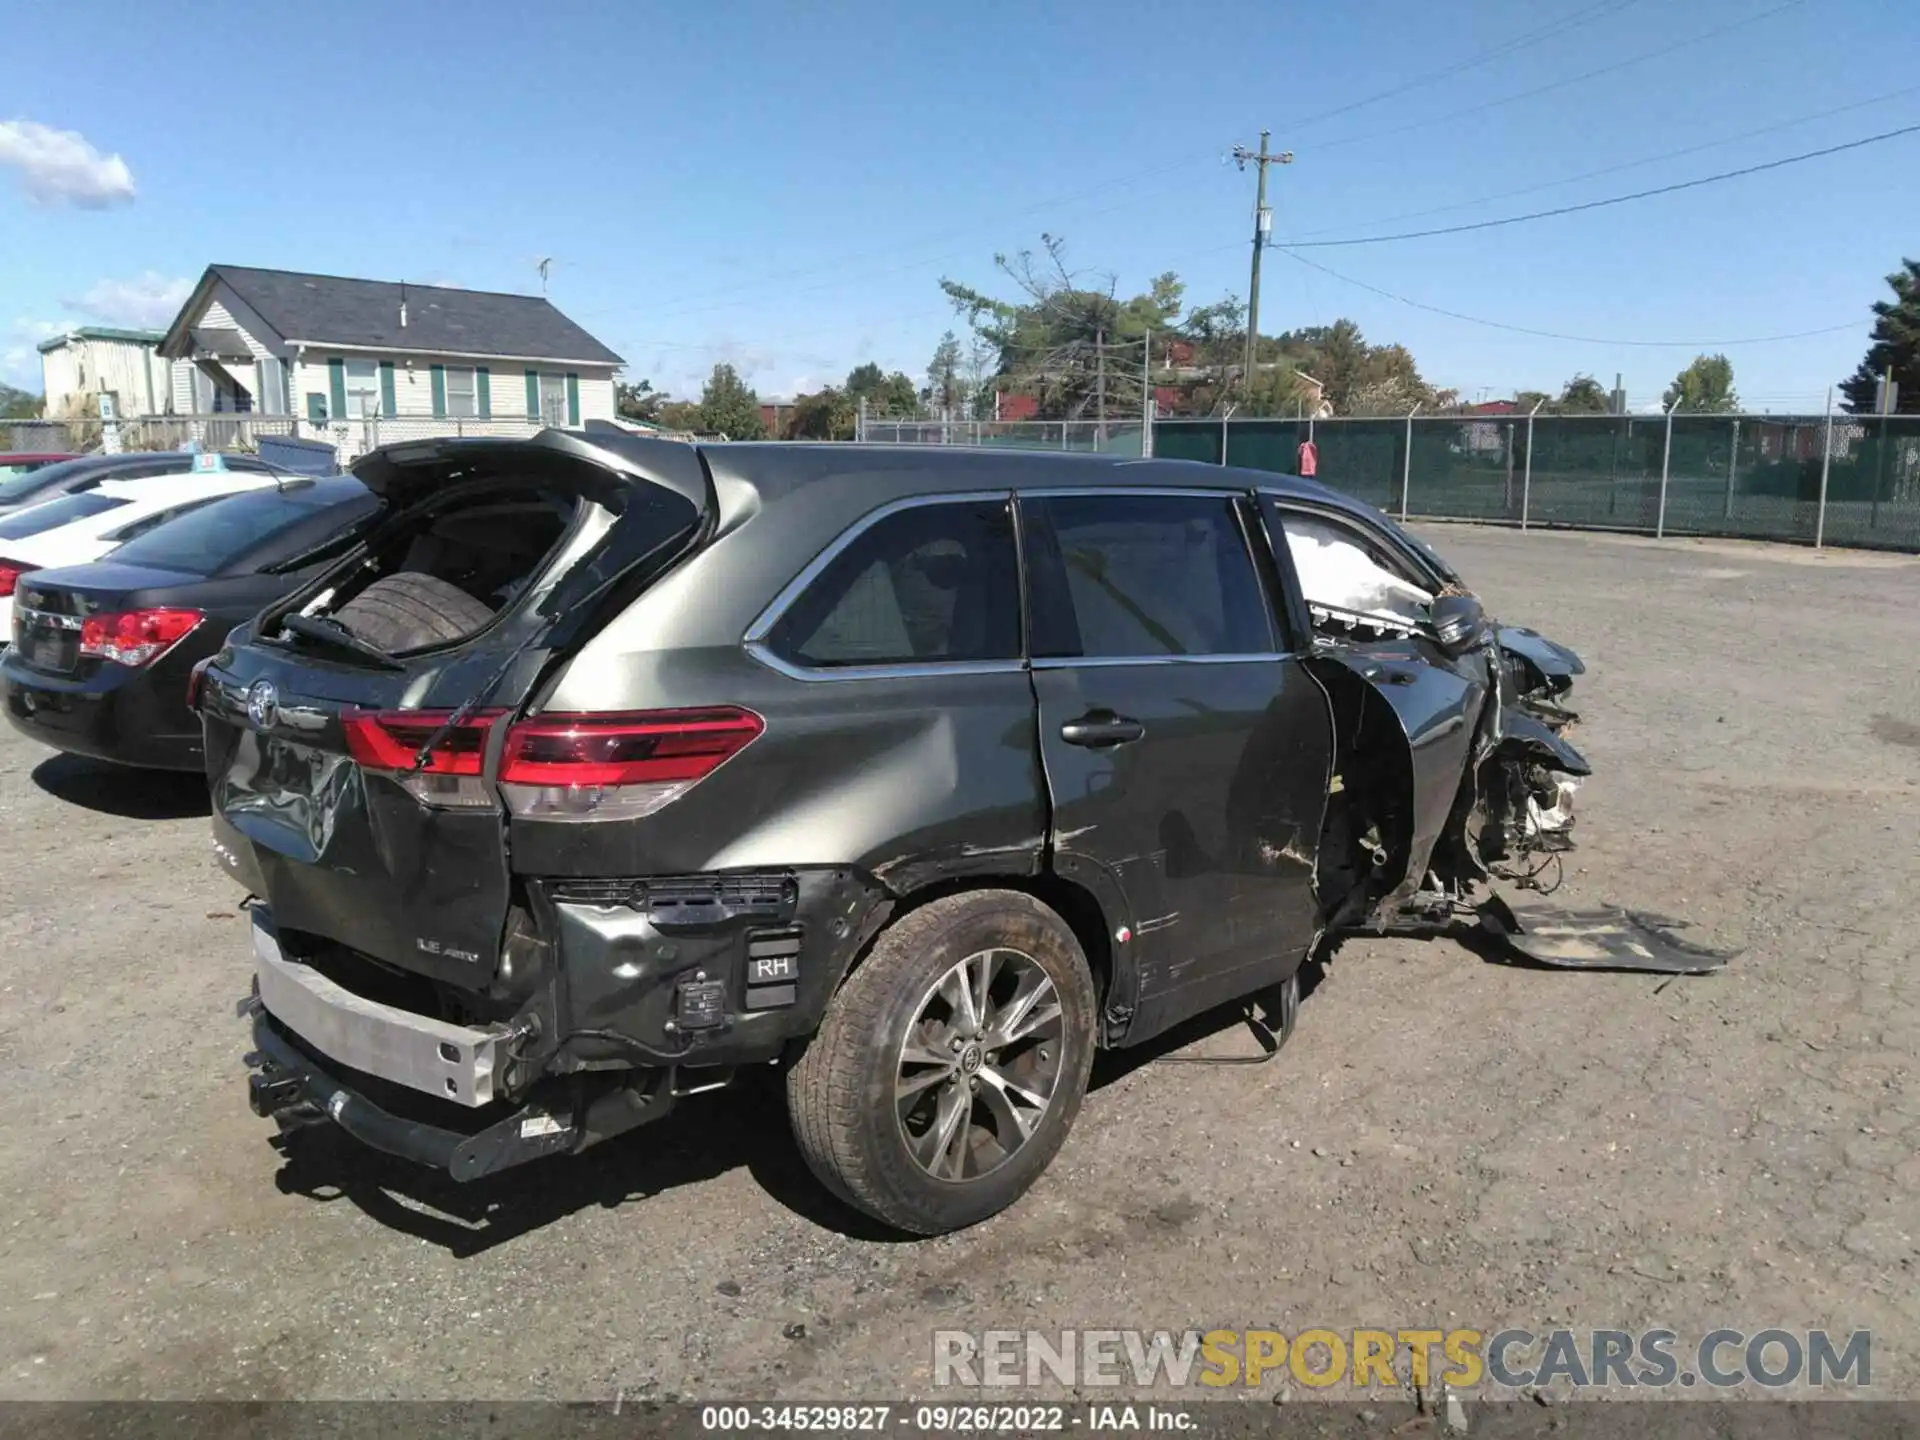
[1,524,1916,1403]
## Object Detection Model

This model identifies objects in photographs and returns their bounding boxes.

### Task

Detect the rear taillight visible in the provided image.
[337,705,763,816]
[499,707,764,822]
[79,608,204,667]
[0,560,37,598]
[342,708,506,808]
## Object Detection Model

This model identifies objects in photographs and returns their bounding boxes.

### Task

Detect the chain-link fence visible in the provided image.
[1150,413,1920,552]
[859,418,1147,456]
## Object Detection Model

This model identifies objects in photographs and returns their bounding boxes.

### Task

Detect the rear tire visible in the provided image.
[332,572,495,652]
[786,890,1097,1235]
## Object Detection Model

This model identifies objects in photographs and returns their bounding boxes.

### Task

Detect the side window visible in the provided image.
[1025,493,1273,659]
[1269,503,1436,629]
[763,499,1021,669]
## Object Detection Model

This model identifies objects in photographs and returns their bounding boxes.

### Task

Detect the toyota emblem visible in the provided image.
[246,679,278,729]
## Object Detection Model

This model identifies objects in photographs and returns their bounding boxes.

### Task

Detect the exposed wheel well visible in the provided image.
[865,872,1114,1028]
[1310,659,1417,923]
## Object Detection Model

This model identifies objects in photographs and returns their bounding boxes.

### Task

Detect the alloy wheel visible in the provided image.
[894,947,1065,1182]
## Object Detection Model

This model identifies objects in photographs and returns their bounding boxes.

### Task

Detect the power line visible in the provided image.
[1285,121,1920,248]
[1282,0,1648,132]
[1275,248,1864,347]
[1312,0,1803,153]
[1290,82,1920,239]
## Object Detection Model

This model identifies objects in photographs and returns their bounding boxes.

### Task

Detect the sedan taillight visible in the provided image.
[79,608,204,667]
[0,559,37,598]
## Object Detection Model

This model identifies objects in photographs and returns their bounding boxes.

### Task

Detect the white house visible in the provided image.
[37,327,181,419]
[157,265,623,456]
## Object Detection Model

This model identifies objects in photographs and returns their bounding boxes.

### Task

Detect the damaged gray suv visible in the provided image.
[201,428,1697,1236]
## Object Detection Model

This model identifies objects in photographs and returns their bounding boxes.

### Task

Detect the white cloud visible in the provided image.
[0,120,136,207]
[1,318,64,389]
[70,272,193,329]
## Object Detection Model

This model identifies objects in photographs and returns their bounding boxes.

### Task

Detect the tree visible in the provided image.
[925,332,964,416]
[1265,320,1440,415]
[1663,354,1737,413]
[962,337,997,420]
[941,235,1182,419]
[0,383,41,420]
[789,386,857,440]
[843,362,919,417]
[695,363,765,439]
[1839,257,1920,415]
[615,379,667,423]
[1556,374,1612,414]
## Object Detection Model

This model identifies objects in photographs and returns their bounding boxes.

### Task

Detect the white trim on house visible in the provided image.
[279,339,623,367]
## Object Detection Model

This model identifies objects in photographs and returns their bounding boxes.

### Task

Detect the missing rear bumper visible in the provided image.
[243,1013,589,1181]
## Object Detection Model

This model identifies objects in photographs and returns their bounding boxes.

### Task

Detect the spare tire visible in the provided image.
[332,572,496,652]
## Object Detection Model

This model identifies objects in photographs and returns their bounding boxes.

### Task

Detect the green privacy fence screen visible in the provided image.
[1151,413,1920,553]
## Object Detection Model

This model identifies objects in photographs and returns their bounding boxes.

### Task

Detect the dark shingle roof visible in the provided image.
[205,265,622,365]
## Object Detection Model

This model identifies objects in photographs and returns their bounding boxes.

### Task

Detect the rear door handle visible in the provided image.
[1060,713,1146,748]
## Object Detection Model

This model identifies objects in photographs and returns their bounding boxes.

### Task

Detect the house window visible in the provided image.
[445,366,477,418]
[343,359,381,417]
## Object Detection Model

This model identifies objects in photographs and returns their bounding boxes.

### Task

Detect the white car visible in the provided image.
[0,467,279,640]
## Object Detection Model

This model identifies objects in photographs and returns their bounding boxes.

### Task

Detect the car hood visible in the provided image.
[1497,625,1584,680]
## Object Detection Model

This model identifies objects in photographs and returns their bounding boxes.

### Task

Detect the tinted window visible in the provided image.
[106,498,225,544]
[0,457,101,505]
[0,491,128,540]
[109,486,367,573]
[766,500,1021,668]
[1027,493,1272,658]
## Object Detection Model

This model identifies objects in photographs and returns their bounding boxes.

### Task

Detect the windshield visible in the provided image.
[0,490,127,540]
[0,457,93,505]
[109,484,372,575]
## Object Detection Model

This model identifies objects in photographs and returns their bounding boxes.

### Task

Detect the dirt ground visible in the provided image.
[1,524,1916,1404]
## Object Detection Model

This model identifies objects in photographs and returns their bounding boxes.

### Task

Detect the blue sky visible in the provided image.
[3,0,1916,412]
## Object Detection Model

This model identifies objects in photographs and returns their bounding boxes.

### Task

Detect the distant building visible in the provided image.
[157,265,623,454]
[37,327,179,419]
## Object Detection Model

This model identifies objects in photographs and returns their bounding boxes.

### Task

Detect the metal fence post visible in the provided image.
[1815,386,1835,549]
[1521,399,1543,530]
[1656,397,1680,539]
[1142,330,1154,458]
[1723,417,1740,520]
[1399,403,1422,521]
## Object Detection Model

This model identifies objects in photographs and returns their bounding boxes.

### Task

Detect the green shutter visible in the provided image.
[306,392,328,425]
[525,369,540,420]
[565,372,580,427]
[476,367,491,418]
[430,364,447,417]
[378,361,396,416]
[328,358,346,419]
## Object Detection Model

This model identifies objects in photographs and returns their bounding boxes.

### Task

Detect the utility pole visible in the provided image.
[1231,132,1292,395]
